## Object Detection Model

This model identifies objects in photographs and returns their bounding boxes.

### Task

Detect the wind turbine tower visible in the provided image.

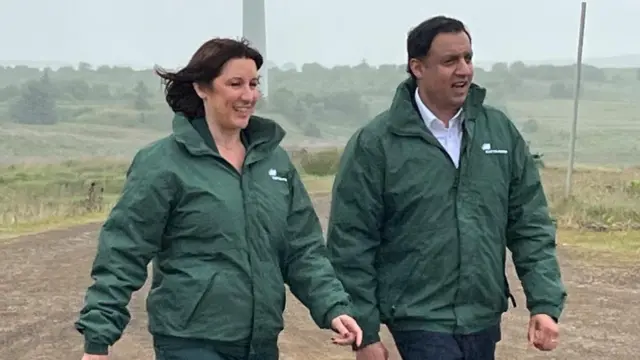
[242,0,268,97]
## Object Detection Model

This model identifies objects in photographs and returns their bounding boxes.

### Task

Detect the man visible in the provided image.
[326,15,567,360]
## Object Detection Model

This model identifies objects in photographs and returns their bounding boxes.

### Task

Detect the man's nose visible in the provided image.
[456,60,473,76]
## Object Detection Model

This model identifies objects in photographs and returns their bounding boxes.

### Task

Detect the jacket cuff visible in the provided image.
[352,324,381,351]
[530,304,562,322]
[324,303,353,329]
[84,340,109,355]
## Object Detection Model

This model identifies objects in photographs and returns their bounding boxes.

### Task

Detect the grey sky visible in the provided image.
[1,0,638,68]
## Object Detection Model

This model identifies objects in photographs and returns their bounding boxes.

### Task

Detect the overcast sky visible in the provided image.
[1,0,638,67]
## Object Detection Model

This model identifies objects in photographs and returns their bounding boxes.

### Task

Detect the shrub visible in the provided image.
[626,180,640,196]
[299,147,342,176]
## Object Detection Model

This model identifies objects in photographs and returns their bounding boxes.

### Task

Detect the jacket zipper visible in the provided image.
[388,138,460,326]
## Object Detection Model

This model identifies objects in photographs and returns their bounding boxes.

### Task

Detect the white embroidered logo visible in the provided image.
[481,143,508,154]
[268,168,287,182]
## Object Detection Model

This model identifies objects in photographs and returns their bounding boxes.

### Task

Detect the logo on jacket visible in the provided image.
[269,168,288,182]
[481,143,508,154]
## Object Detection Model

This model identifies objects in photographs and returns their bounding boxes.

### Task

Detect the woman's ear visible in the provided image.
[192,82,206,100]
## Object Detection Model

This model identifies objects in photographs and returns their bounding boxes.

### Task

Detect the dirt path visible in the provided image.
[1,195,639,360]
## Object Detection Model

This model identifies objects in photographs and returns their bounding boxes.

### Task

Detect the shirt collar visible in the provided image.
[414,88,463,130]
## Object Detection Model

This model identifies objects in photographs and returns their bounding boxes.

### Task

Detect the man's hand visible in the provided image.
[528,314,559,351]
[81,354,108,360]
[356,342,389,360]
[331,314,363,347]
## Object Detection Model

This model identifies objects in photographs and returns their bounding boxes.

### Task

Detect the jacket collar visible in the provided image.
[171,112,286,161]
[388,77,486,137]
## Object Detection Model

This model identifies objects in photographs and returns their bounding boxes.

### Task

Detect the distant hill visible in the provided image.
[0,60,74,69]
[476,54,640,69]
[0,60,158,71]
[3,54,640,71]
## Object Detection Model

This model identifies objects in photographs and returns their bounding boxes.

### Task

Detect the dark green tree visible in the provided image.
[132,81,152,110]
[9,70,58,125]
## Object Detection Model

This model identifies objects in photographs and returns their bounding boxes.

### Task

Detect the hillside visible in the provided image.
[5,53,640,71]
[1,61,639,166]
[476,53,640,69]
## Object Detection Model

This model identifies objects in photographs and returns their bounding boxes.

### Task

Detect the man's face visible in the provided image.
[411,31,474,110]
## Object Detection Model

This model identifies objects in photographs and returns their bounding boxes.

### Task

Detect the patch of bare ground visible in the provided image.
[1,194,638,360]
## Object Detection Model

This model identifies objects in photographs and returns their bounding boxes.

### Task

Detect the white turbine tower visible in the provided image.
[242,0,268,97]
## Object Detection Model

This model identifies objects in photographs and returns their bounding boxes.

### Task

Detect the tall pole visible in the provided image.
[243,0,269,97]
[564,1,587,199]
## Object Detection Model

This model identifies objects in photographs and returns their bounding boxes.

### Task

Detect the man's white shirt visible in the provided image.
[414,89,464,168]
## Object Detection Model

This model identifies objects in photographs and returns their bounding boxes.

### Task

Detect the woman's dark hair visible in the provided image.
[155,37,263,119]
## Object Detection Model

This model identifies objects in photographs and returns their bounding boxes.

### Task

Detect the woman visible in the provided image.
[75,37,362,360]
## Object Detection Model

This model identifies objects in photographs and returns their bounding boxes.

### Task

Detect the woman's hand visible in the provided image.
[330,314,363,347]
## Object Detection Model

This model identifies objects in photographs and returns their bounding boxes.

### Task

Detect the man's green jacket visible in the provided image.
[327,77,567,348]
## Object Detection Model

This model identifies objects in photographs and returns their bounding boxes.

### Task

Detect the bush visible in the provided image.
[299,148,342,176]
[626,180,640,196]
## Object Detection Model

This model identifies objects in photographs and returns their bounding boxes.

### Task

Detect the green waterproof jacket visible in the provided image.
[326,78,567,348]
[75,114,352,357]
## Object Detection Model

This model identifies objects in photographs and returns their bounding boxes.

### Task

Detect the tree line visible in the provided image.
[1,61,638,133]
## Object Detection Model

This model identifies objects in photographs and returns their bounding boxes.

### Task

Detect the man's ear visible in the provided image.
[408,58,425,80]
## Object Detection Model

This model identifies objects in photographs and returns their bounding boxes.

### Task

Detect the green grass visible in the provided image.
[302,175,335,195]
[0,159,127,236]
[507,98,640,165]
[0,157,337,238]
[2,156,640,260]
[1,96,640,257]
[0,211,113,240]
[1,98,639,166]
[0,121,167,160]
[556,229,640,264]
[0,106,335,163]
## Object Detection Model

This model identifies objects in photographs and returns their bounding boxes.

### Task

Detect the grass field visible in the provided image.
[4,65,640,358]
[4,60,640,359]
[2,157,640,360]
[2,97,640,165]
[1,146,639,359]
[505,98,640,166]
[1,155,639,258]
[0,104,349,163]
[0,157,337,238]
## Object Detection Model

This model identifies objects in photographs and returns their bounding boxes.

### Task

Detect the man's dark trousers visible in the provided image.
[153,334,278,360]
[391,324,501,360]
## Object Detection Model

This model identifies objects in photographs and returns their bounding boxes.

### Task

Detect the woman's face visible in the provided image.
[195,57,261,130]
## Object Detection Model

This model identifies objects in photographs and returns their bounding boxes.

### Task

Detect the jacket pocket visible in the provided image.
[178,271,220,328]
[377,226,450,324]
[377,251,421,325]
[173,269,254,341]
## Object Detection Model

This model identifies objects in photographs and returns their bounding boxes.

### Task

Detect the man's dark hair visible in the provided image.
[406,16,471,78]
[155,37,263,120]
